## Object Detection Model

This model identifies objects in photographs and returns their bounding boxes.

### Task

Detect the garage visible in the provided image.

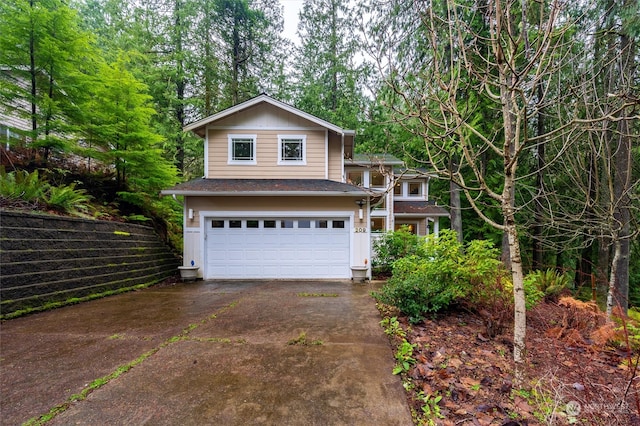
[205,216,351,279]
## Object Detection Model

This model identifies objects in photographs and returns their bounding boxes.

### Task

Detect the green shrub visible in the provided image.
[523,269,569,306]
[374,230,468,322]
[44,183,92,215]
[374,229,512,323]
[372,226,426,275]
[0,167,48,202]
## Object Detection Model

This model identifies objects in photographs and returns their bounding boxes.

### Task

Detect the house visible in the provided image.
[161,94,448,280]
[345,154,449,238]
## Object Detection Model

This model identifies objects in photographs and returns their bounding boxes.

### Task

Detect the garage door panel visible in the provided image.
[205,216,350,279]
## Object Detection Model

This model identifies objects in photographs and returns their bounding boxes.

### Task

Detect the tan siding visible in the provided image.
[208,129,329,179]
[327,132,343,181]
[419,218,428,235]
[185,196,365,228]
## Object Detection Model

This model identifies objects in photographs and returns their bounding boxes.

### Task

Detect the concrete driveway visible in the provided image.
[0,280,412,425]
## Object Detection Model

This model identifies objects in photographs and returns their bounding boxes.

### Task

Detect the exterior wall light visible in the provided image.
[355,199,365,221]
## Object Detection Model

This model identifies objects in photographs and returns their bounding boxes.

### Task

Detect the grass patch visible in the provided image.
[23,347,159,426]
[0,281,160,320]
[108,333,126,340]
[287,331,323,346]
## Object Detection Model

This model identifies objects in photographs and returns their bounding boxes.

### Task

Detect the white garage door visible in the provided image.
[205,217,350,279]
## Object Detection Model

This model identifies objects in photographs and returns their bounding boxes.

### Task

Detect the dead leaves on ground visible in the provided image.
[385,299,639,425]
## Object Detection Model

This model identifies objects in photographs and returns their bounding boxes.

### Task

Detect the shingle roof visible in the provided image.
[348,153,404,166]
[161,178,369,196]
[394,201,450,217]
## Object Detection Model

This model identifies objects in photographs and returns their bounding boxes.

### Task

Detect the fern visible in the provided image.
[44,183,92,215]
[0,167,48,201]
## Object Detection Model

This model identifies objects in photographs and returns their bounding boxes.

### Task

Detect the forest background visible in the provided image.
[0,0,638,312]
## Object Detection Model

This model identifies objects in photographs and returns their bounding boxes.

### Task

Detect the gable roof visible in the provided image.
[161,178,369,197]
[184,94,356,138]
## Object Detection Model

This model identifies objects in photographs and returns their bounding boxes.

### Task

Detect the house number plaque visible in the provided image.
[354,227,367,233]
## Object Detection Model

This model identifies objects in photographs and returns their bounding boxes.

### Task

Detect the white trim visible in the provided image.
[324,130,329,179]
[341,134,345,182]
[199,210,355,279]
[208,125,326,131]
[277,134,307,165]
[227,134,257,165]
[204,129,210,178]
[184,94,355,136]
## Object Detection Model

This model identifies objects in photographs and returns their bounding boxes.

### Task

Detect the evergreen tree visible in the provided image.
[0,0,98,160]
[293,0,368,129]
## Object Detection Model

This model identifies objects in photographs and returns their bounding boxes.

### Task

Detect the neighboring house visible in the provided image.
[162,94,448,280]
[0,71,31,149]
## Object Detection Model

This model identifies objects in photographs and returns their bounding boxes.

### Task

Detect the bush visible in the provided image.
[523,269,570,306]
[374,229,513,323]
[0,167,47,203]
[372,226,426,276]
[44,183,92,215]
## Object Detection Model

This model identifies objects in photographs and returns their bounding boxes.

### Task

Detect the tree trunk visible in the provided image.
[610,6,634,315]
[449,157,463,243]
[450,180,463,243]
[607,240,621,317]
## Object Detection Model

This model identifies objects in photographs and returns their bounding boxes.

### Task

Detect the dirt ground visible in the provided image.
[384,298,640,425]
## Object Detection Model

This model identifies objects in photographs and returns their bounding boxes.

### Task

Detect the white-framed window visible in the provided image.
[278,135,306,165]
[371,217,386,232]
[228,134,257,164]
[408,182,423,197]
[347,170,364,186]
[370,171,385,188]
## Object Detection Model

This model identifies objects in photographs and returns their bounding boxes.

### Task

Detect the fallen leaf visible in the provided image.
[461,376,481,389]
[477,333,490,342]
[448,357,463,369]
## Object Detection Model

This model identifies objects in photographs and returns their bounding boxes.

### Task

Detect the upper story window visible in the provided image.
[408,182,422,197]
[370,171,385,188]
[228,134,257,165]
[347,170,364,186]
[373,196,386,210]
[278,135,306,165]
[394,182,402,195]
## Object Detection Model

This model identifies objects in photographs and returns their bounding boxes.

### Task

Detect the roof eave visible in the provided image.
[394,212,451,218]
[161,190,369,197]
[347,158,405,167]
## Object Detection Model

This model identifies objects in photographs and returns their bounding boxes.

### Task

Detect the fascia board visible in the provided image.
[183,94,354,136]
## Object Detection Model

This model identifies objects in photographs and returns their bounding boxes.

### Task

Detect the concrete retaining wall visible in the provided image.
[0,210,180,317]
